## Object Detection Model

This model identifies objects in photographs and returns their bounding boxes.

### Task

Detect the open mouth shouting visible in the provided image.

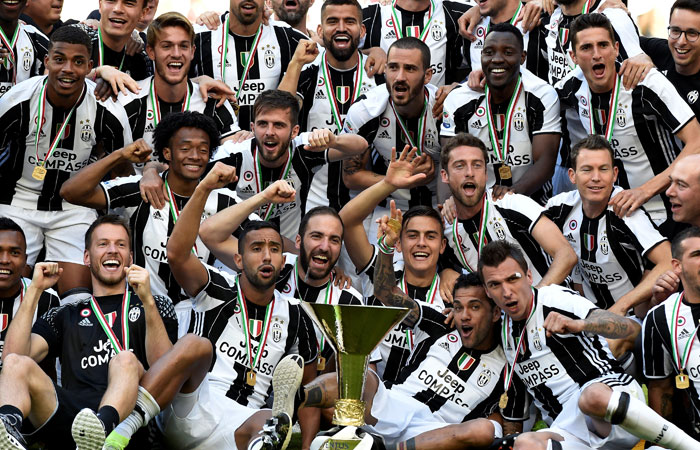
[460,324,474,341]
[591,63,606,79]
[56,76,78,89]
[101,258,123,274]
[240,1,258,14]
[284,0,299,11]
[332,33,352,50]
[462,181,477,197]
[166,61,184,74]
[258,264,275,280]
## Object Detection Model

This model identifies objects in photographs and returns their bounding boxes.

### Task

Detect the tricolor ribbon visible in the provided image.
[321,52,363,132]
[390,0,436,42]
[587,75,621,141]
[485,75,522,162]
[452,194,489,273]
[671,293,700,375]
[501,288,536,398]
[389,88,429,156]
[237,278,274,376]
[90,290,131,353]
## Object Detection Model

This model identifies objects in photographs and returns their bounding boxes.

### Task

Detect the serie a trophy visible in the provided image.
[301,303,409,450]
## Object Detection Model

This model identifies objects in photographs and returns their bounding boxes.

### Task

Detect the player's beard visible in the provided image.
[554,0,577,6]
[233,0,262,25]
[274,0,311,26]
[323,32,360,62]
[299,240,338,281]
[242,262,281,290]
[90,260,126,287]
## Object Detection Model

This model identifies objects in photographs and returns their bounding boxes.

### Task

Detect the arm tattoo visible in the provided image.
[583,309,639,339]
[342,149,367,176]
[374,248,420,327]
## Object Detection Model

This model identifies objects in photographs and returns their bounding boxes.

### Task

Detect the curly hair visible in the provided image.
[152,111,221,163]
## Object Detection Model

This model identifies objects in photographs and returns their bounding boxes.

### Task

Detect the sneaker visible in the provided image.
[271,354,304,419]
[259,412,292,450]
[72,409,106,450]
[0,414,27,450]
[102,430,129,450]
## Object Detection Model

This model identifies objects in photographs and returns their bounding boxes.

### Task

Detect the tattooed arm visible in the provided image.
[374,240,421,328]
[543,308,640,339]
[648,377,674,420]
[342,148,384,190]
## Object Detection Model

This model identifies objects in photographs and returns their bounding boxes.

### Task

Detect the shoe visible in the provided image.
[0,414,27,450]
[259,412,292,450]
[102,430,129,450]
[271,354,304,419]
[72,409,106,450]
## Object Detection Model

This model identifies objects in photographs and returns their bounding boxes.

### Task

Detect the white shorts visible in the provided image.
[159,375,265,449]
[547,376,645,450]
[0,204,96,265]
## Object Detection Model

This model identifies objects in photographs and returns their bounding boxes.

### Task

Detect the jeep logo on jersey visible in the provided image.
[22,50,31,72]
[599,234,609,255]
[616,107,626,128]
[0,314,8,332]
[380,117,390,127]
[431,23,444,41]
[81,121,93,142]
[129,307,141,322]
[271,321,283,343]
[584,233,595,252]
[688,90,699,104]
[336,86,351,104]
[477,368,492,387]
[264,48,275,69]
[513,112,525,132]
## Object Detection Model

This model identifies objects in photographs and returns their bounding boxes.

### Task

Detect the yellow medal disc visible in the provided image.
[317,356,326,371]
[32,166,47,181]
[677,373,690,389]
[499,393,508,409]
[498,165,512,180]
[246,370,257,386]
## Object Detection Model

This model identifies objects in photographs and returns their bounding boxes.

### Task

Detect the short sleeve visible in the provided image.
[642,305,674,379]
[101,175,143,209]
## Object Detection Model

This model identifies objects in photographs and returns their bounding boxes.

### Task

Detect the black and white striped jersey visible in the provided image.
[189,13,306,130]
[342,84,440,211]
[101,171,250,305]
[504,285,628,425]
[0,23,48,98]
[118,77,239,173]
[0,278,59,369]
[211,135,329,239]
[441,190,550,285]
[0,76,131,211]
[643,292,700,427]
[276,253,364,361]
[362,0,470,86]
[188,265,317,408]
[295,50,381,212]
[441,68,560,205]
[358,244,449,384]
[556,68,695,225]
[391,329,527,423]
[545,187,666,310]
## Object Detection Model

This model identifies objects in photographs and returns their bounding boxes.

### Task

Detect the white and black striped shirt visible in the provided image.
[0,23,48,98]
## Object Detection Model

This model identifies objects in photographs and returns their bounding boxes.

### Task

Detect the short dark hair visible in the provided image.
[485,22,524,52]
[453,272,494,306]
[238,221,282,255]
[85,214,132,251]
[152,111,221,163]
[671,0,700,18]
[253,90,300,128]
[320,0,363,22]
[147,12,194,49]
[0,217,26,246]
[50,25,93,56]
[440,133,489,171]
[478,240,529,282]
[570,13,616,51]
[299,206,344,238]
[388,37,431,71]
[672,226,700,259]
[402,206,444,236]
[569,135,614,169]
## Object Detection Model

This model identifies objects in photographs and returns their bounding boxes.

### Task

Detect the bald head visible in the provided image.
[667,155,700,226]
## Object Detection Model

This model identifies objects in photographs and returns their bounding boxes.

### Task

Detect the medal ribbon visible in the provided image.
[0,24,19,82]
[253,145,294,219]
[164,177,198,255]
[149,78,191,127]
[220,14,264,104]
[33,79,86,170]
[237,279,274,375]
[501,288,536,395]
[389,89,429,156]
[400,272,438,305]
[581,0,592,14]
[294,261,333,354]
[390,0,436,42]
[452,194,489,272]
[90,290,131,353]
[18,278,27,303]
[485,75,522,161]
[321,52,363,132]
[671,293,700,374]
[97,28,125,70]
[487,2,523,33]
[587,75,621,141]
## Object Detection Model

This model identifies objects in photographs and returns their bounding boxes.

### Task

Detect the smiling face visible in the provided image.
[84,223,132,288]
[0,0,27,24]
[252,107,299,166]
[147,25,194,86]
[570,27,619,93]
[0,230,26,295]
[482,30,524,90]
[297,214,343,282]
[666,155,700,226]
[231,0,264,26]
[24,0,63,29]
[236,228,285,289]
[99,0,146,41]
[440,145,488,210]
[481,257,533,321]
[163,127,210,181]
[669,8,700,75]
[675,236,700,299]
[476,0,507,17]
[45,42,92,102]
[453,285,499,350]
[397,215,445,274]
[320,4,364,62]
[271,0,312,27]
[569,147,618,207]
[385,47,431,106]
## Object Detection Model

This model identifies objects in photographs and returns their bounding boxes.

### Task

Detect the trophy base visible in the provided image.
[310,426,376,450]
[333,399,366,427]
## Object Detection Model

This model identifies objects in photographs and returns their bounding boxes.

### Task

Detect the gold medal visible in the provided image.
[246,370,257,386]
[317,356,326,371]
[498,165,512,180]
[676,373,690,389]
[32,165,47,181]
[499,393,508,409]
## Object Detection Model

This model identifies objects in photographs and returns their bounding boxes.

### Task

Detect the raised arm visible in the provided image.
[530,215,578,287]
[166,162,238,297]
[303,128,368,161]
[277,40,319,97]
[199,180,296,269]
[3,263,60,363]
[543,307,640,340]
[60,139,152,208]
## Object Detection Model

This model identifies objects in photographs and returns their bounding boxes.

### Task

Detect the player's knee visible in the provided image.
[457,418,495,446]
[578,383,611,417]
[109,350,141,374]
[2,353,38,376]
[178,334,213,362]
[512,432,547,450]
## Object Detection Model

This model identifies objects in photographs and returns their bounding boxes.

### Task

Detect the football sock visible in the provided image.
[111,386,160,440]
[96,405,120,435]
[0,405,23,429]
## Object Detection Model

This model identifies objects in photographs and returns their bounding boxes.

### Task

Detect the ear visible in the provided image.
[146,44,155,61]
[44,54,49,68]
[521,50,526,65]
[234,252,243,270]
[424,67,433,86]
[491,302,501,322]
[163,146,172,163]
[569,48,577,66]
[396,237,402,254]
[295,234,301,250]
[83,249,90,267]
[526,269,533,286]
[440,168,449,184]
[439,236,446,255]
[128,251,134,267]
[87,59,94,73]
[360,23,366,40]
[612,166,618,183]
[291,124,300,140]
[614,41,620,58]
[568,167,576,185]
[317,24,322,37]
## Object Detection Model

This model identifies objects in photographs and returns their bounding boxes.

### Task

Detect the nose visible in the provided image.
[0,250,9,264]
[113,0,124,13]
[262,245,272,262]
[666,182,676,198]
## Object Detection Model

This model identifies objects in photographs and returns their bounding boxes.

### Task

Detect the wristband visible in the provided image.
[377,236,395,255]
